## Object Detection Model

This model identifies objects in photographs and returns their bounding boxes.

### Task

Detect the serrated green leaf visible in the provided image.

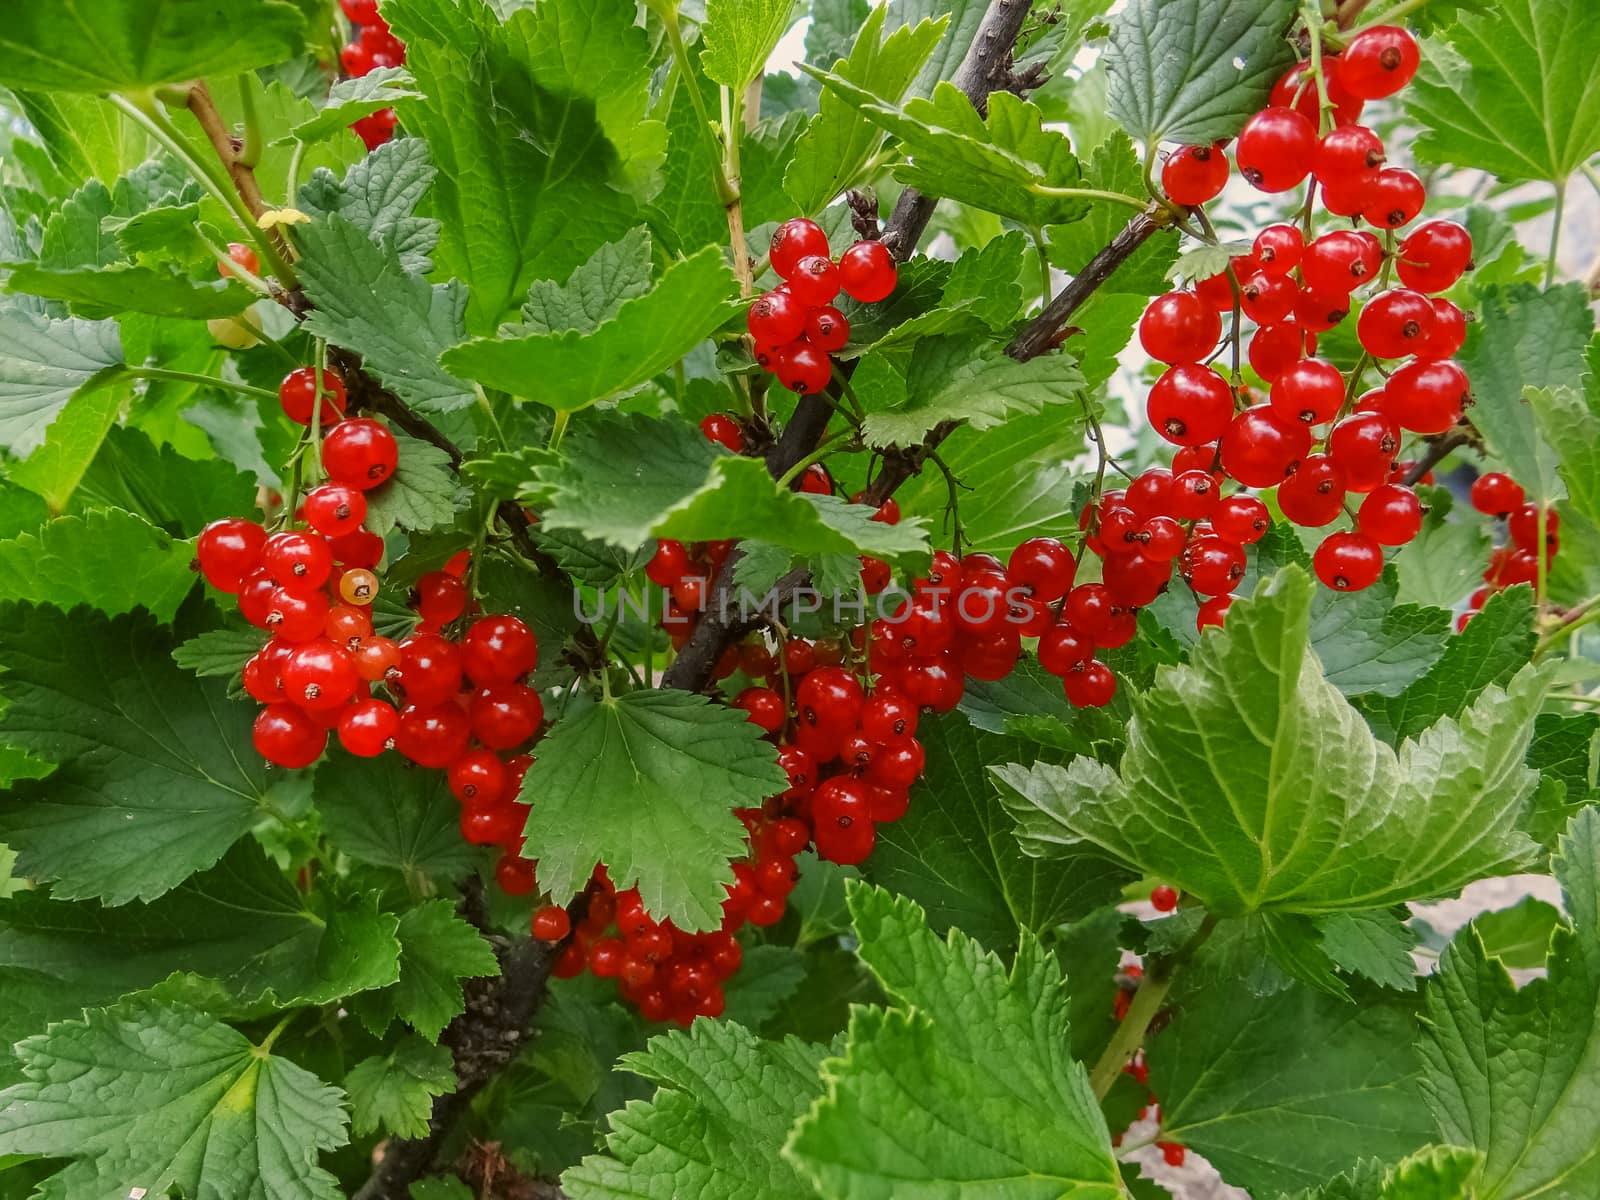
[1308,567,1452,699]
[74,425,259,538]
[297,136,439,276]
[520,688,788,930]
[1045,133,1179,298]
[784,7,949,213]
[994,568,1546,917]
[443,247,738,413]
[315,748,480,881]
[298,212,475,415]
[289,67,423,144]
[0,1,305,92]
[701,0,799,90]
[7,384,126,516]
[806,73,1093,229]
[0,509,194,622]
[358,900,499,1042]
[0,606,271,905]
[1316,909,1420,992]
[720,944,808,1031]
[1150,977,1433,1196]
[0,999,346,1199]
[1474,896,1562,970]
[360,433,463,538]
[1285,1145,1487,1200]
[1392,486,1493,611]
[1418,808,1600,1199]
[564,1020,829,1200]
[859,334,1085,448]
[786,883,1121,1198]
[2,263,254,321]
[520,227,654,337]
[533,526,650,588]
[883,0,989,102]
[9,92,149,190]
[865,712,1130,953]
[346,1037,455,1139]
[1461,284,1593,503]
[171,625,266,686]
[1102,0,1297,145]
[1409,0,1600,183]
[0,307,123,459]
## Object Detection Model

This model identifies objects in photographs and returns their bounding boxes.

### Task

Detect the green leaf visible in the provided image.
[784,7,949,214]
[1473,896,1562,970]
[7,385,126,516]
[994,568,1546,917]
[0,509,195,622]
[289,66,423,144]
[74,425,259,538]
[721,945,809,1031]
[1286,1145,1488,1200]
[384,0,654,332]
[358,900,499,1042]
[884,0,990,102]
[361,433,464,538]
[0,606,271,905]
[0,1,305,92]
[172,626,267,685]
[3,263,254,320]
[1357,585,1536,744]
[1460,283,1593,503]
[1392,487,1493,611]
[786,883,1121,1198]
[1150,978,1433,1196]
[297,212,476,415]
[0,307,123,459]
[1315,909,1420,992]
[520,688,788,931]
[297,136,439,276]
[346,1037,455,1139]
[520,227,654,337]
[1530,384,1600,534]
[1418,808,1600,1199]
[564,1020,829,1200]
[0,840,400,1016]
[701,0,799,90]
[1044,133,1180,299]
[1409,0,1600,183]
[806,73,1093,229]
[10,92,149,190]
[0,999,346,1199]
[859,334,1085,448]
[865,712,1130,952]
[1308,567,1452,699]
[443,247,738,413]
[1102,0,1298,145]
[315,748,479,881]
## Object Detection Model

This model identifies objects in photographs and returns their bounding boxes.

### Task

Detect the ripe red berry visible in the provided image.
[254,703,328,768]
[1161,145,1229,205]
[1248,321,1316,382]
[1272,57,1364,127]
[283,638,360,709]
[1238,271,1295,325]
[1397,221,1473,293]
[262,530,334,594]
[1211,495,1271,546]
[1363,167,1426,229]
[337,698,399,757]
[532,905,571,942]
[1160,1142,1188,1168]
[303,483,368,538]
[1359,483,1423,545]
[838,239,898,303]
[1221,404,1311,487]
[1196,594,1233,631]
[770,218,830,280]
[797,463,832,496]
[1357,289,1436,359]
[264,585,330,642]
[1171,470,1220,519]
[1278,455,1348,528]
[1236,107,1317,192]
[415,570,468,626]
[1386,359,1470,434]
[1300,230,1381,294]
[1185,536,1246,596]
[395,702,472,767]
[1269,357,1346,425]
[322,418,399,489]
[1341,25,1420,99]
[1252,223,1304,276]
[747,290,806,345]
[1007,537,1076,602]
[1470,472,1525,517]
[700,413,743,452]
[279,367,347,426]
[1063,660,1116,708]
[1419,299,1467,360]
[777,341,832,394]
[1139,292,1222,364]
[340,40,375,76]
[461,614,538,685]
[352,107,398,151]
[1314,531,1385,591]
[1329,412,1401,492]
[395,633,463,705]
[733,686,785,734]
[470,683,544,749]
[1147,365,1234,446]
[495,854,538,897]
[1293,287,1350,333]
[1313,125,1385,190]
[196,518,266,592]
[645,539,690,588]
[219,242,259,280]
[805,305,851,352]
[449,749,508,804]
[1508,503,1558,550]
[330,528,384,568]
[1151,885,1179,912]
[340,0,381,22]
[788,254,842,307]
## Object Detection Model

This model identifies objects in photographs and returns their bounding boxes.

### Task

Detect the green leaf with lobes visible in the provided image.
[297,135,440,276]
[0,508,196,623]
[0,307,124,459]
[701,0,800,91]
[345,1037,456,1140]
[287,66,424,145]
[993,568,1548,917]
[352,900,499,1042]
[519,227,655,337]
[519,689,790,931]
[0,999,347,1200]
[315,747,481,882]
[1,263,256,320]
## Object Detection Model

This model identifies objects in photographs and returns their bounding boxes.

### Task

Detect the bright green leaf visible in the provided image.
[288,66,423,144]
[346,1037,455,1139]
[1473,896,1562,970]
[701,0,800,91]
[0,307,123,459]
[361,433,463,538]
[1316,909,1420,992]
[0,509,194,622]
[519,227,654,337]
[7,383,126,515]
[357,900,499,1042]
[297,136,439,276]
[2,263,254,320]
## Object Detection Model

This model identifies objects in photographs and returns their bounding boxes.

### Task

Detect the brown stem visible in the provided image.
[185,82,272,220]
[1401,428,1471,486]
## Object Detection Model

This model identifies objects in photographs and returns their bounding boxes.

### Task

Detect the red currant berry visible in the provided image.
[747,290,806,345]
[254,703,328,768]
[242,640,291,704]
[1221,404,1311,487]
[1418,299,1467,360]
[860,692,919,744]
[770,218,830,281]
[353,635,402,682]
[415,570,468,626]
[1397,221,1473,294]
[470,683,544,749]
[1171,470,1220,519]
[1037,623,1094,677]
[283,638,360,709]
[461,614,538,685]
[1185,536,1246,596]
[352,107,398,151]
[1357,288,1436,359]
[1253,224,1304,276]
[1272,57,1364,127]
[322,418,399,490]
[777,341,832,394]
[1313,125,1385,190]
[303,484,367,538]
[1236,106,1317,192]
[340,39,375,76]
[495,854,538,896]
[262,530,334,594]
[1341,25,1420,99]
[449,749,508,804]
[1278,454,1348,528]
[395,632,463,705]
[1314,531,1385,591]
[1293,287,1350,333]
[1248,321,1317,382]
[1358,483,1423,545]
[1470,472,1525,517]
[1386,359,1469,434]
[645,538,690,588]
[279,367,347,426]
[532,904,571,942]
[1007,537,1076,602]
[1508,503,1558,550]
[1211,495,1271,546]
[337,698,399,757]
[805,306,851,352]
[196,518,266,592]
[838,239,898,303]
[700,413,743,452]
[330,528,384,568]
[1147,365,1235,446]
[395,702,472,767]
[1196,594,1233,631]
[1301,230,1381,294]
[733,686,785,733]
[340,0,380,22]
[1151,885,1179,912]
[1269,357,1346,425]
[1329,412,1401,492]
[1239,271,1296,324]
[1139,291,1222,364]
[788,254,842,307]
[263,585,329,642]
[1161,145,1229,205]
[1063,660,1116,708]
[1160,1142,1188,1168]
[219,242,259,280]
[1363,167,1425,229]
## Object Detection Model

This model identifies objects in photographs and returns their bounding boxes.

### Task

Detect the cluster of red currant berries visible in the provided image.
[1144,24,1473,595]
[746,217,899,395]
[1464,471,1559,629]
[337,0,405,150]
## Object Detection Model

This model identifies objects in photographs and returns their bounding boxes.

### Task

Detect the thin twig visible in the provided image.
[1400,429,1471,486]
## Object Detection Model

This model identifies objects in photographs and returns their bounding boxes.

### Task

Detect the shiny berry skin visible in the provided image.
[1313,125,1385,189]
[1186,536,1246,596]
[322,418,399,489]
[254,703,328,768]
[1151,885,1179,912]
[1272,57,1364,127]
[1211,495,1271,546]
[1101,550,1172,607]
[1196,594,1233,631]
[1253,223,1304,276]
[700,413,743,452]
[470,683,544,749]
[1301,230,1381,294]
[1171,470,1220,519]
[265,585,329,641]
[328,598,374,647]
[239,571,277,629]
[1007,537,1076,602]
[1419,300,1467,360]
[262,531,334,594]
[279,367,347,426]
[355,107,399,150]
[1139,292,1222,364]
[860,692,919,744]
[1358,483,1423,545]
[449,749,508,804]
[777,342,832,394]
[746,290,806,344]
[337,567,377,607]
[1277,455,1348,528]
[1236,107,1317,192]
[331,528,384,568]
[302,484,366,539]
[415,570,468,626]
[395,633,463,706]
[340,0,381,21]
[1248,321,1316,383]
[1363,167,1426,229]
[1125,468,1173,518]
[1062,660,1116,708]
[1341,25,1420,99]
[1329,412,1401,492]
[1386,359,1470,435]
[1293,287,1350,333]
[353,635,402,683]
[1315,531,1385,592]
[532,905,570,942]
[196,518,266,592]
[1193,267,1240,311]
[337,698,399,757]
[1398,221,1473,293]
[1147,365,1234,446]
[219,242,259,279]
[868,738,925,789]
[242,640,291,704]
[838,239,898,303]
[1162,145,1229,205]
[1037,623,1094,677]
[806,306,850,352]
[461,614,538,685]
[1269,357,1345,425]
[1470,472,1525,517]
[645,539,690,588]
[395,702,472,768]
[1358,289,1436,359]
[1221,405,1311,487]
[797,463,832,496]
[495,854,537,896]
[813,775,873,845]
[340,40,374,76]
[733,686,785,734]
[283,639,360,709]
[797,665,864,732]
[1238,271,1295,325]
[770,218,830,280]
[788,254,842,307]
